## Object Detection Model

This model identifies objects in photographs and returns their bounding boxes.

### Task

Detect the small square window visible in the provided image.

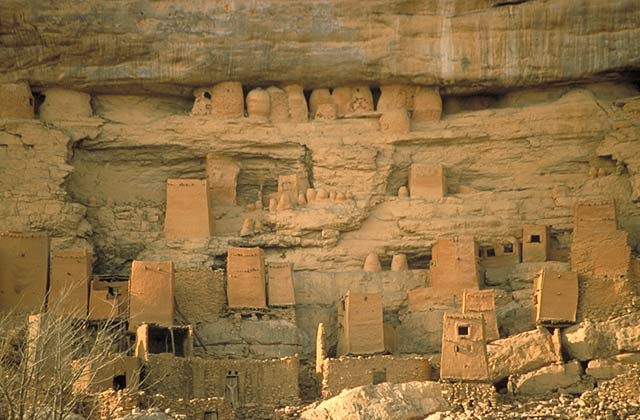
[486,248,496,257]
[503,243,514,254]
[372,370,387,385]
[457,325,469,336]
[530,235,541,243]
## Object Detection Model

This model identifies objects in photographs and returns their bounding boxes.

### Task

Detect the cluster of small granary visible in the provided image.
[189,81,442,131]
[0,80,441,136]
[1,83,637,418]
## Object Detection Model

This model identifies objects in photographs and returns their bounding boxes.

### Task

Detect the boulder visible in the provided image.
[488,328,559,382]
[561,311,640,361]
[586,352,640,381]
[562,320,617,361]
[511,360,592,395]
[300,381,449,420]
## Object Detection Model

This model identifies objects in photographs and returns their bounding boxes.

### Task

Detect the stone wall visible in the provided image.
[321,355,431,399]
[145,354,300,407]
[175,269,225,324]
[147,394,234,420]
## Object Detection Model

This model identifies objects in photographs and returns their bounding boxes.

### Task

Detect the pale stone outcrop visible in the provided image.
[511,361,593,395]
[4,1,639,96]
[586,353,640,381]
[487,328,560,382]
[300,381,448,420]
[562,312,640,361]
[2,85,640,369]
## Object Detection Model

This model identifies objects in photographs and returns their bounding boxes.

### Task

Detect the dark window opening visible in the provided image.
[372,370,387,385]
[457,325,469,336]
[108,286,120,297]
[204,411,218,420]
[371,86,381,110]
[147,325,189,356]
[33,93,46,115]
[303,89,313,109]
[203,92,211,99]
[486,248,496,257]
[503,243,514,254]
[478,249,484,258]
[404,252,431,269]
[113,374,126,390]
[530,235,541,243]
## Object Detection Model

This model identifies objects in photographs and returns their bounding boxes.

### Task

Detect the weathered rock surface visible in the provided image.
[3,3,640,418]
[510,360,592,395]
[2,1,640,95]
[39,88,92,122]
[487,328,559,382]
[562,311,640,361]
[424,366,640,420]
[40,88,640,274]
[0,120,92,250]
[586,352,640,381]
[3,85,640,363]
[299,381,448,420]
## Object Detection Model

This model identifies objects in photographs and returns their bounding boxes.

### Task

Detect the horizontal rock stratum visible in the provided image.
[1,0,639,96]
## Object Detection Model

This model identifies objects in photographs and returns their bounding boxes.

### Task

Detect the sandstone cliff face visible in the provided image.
[1,1,639,95]
[2,82,639,363]
[51,86,639,275]
[1,2,640,412]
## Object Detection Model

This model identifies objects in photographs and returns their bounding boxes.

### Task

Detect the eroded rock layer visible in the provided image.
[1,1,640,95]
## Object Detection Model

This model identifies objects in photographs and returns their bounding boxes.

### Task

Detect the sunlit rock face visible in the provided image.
[1,1,640,417]
[1,0,639,96]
